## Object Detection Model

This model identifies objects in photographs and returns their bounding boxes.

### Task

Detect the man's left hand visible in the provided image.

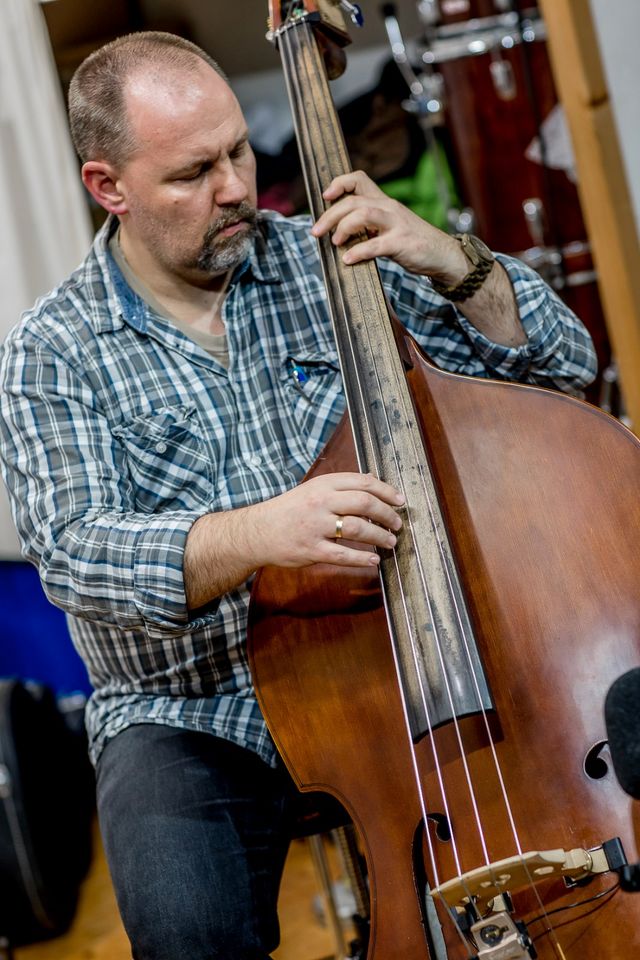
[311,169,466,284]
[311,169,527,347]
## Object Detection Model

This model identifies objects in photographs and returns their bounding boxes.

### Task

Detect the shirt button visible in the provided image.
[250,454,262,466]
[155,441,168,454]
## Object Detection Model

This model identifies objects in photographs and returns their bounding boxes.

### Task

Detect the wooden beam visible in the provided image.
[539,0,640,431]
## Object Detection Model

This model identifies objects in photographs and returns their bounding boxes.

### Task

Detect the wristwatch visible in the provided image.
[430,233,495,303]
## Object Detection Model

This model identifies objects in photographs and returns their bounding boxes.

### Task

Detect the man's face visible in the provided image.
[114,60,258,285]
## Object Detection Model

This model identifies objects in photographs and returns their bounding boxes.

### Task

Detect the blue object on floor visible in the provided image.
[0,560,91,695]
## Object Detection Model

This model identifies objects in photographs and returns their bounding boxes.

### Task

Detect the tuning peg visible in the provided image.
[339,1,364,26]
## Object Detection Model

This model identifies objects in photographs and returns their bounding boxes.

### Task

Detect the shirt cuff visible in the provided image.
[452,254,564,378]
[132,512,219,636]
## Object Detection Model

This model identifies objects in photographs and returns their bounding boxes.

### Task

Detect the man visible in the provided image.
[0,31,595,960]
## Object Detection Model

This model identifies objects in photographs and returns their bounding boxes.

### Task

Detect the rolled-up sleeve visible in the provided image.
[453,254,598,391]
[0,329,204,636]
[381,253,598,393]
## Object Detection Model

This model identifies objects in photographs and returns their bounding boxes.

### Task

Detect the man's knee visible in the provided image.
[124,878,268,960]
[95,726,284,960]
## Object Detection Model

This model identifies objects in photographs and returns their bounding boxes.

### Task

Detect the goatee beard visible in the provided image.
[196,202,258,275]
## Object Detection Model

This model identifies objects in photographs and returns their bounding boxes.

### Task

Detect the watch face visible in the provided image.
[465,234,494,264]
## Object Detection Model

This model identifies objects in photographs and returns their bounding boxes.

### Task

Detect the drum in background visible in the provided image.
[417,0,612,403]
[420,2,580,252]
[420,0,518,29]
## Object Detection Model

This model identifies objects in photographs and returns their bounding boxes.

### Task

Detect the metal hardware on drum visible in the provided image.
[600,362,619,414]
[516,239,597,291]
[557,240,597,288]
[418,0,439,26]
[489,55,516,100]
[420,10,545,66]
[427,9,541,39]
[519,198,566,287]
[522,197,545,248]
[599,361,630,425]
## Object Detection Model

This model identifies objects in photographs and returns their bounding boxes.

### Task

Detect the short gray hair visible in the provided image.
[68,31,228,167]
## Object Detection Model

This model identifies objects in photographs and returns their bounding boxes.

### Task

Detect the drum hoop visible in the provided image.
[422,11,545,65]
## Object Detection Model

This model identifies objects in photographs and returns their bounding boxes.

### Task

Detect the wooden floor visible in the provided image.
[14,820,352,960]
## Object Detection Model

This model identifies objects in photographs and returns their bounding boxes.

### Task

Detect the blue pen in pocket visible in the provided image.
[288,359,309,393]
[285,356,340,400]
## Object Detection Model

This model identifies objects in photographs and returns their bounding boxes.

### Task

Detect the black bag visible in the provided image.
[0,679,94,946]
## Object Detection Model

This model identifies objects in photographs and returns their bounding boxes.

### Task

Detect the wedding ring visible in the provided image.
[335,516,344,539]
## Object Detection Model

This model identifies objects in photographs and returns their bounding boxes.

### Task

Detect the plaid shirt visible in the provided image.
[0,212,596,766]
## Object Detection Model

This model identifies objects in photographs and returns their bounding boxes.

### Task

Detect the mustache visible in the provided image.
[205,202,258,242]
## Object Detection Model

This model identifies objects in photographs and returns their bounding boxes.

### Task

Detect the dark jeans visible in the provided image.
[96,724,297,960]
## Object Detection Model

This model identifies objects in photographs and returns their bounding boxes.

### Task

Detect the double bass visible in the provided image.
[248,2,640,956]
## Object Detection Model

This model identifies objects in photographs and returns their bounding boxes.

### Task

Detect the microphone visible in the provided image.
[605,667,640,800]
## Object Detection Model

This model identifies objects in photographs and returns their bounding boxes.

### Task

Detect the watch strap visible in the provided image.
[431,234,495,303]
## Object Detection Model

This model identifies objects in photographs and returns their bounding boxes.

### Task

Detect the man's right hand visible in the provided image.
[183,472,404,610]
[252,472,404,569]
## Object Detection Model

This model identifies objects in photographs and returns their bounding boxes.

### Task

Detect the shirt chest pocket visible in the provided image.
[112,405,215,513]
[279,353,343,455]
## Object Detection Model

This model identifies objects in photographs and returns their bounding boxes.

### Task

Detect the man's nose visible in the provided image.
[214,158,248,206]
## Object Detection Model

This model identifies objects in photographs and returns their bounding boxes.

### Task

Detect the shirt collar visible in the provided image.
[87,212,282,336]
[241,219,282,285]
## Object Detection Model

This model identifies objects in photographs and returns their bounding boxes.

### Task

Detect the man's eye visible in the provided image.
[178,162,211,181]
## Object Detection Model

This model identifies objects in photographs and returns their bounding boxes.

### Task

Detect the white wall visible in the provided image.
[0,0,92,558]
[589,0,640,239]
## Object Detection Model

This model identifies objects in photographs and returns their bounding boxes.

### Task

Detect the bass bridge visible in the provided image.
[434,839,626,959]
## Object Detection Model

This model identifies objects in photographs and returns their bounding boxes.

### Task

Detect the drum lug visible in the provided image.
[418,0,440,26]
[522,198,546,248]
[490,56,517,101]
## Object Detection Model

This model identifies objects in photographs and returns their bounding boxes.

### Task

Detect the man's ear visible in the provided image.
[81,161,128,215]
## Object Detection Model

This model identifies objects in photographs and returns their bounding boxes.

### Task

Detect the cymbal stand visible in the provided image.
[381,3,473,234]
